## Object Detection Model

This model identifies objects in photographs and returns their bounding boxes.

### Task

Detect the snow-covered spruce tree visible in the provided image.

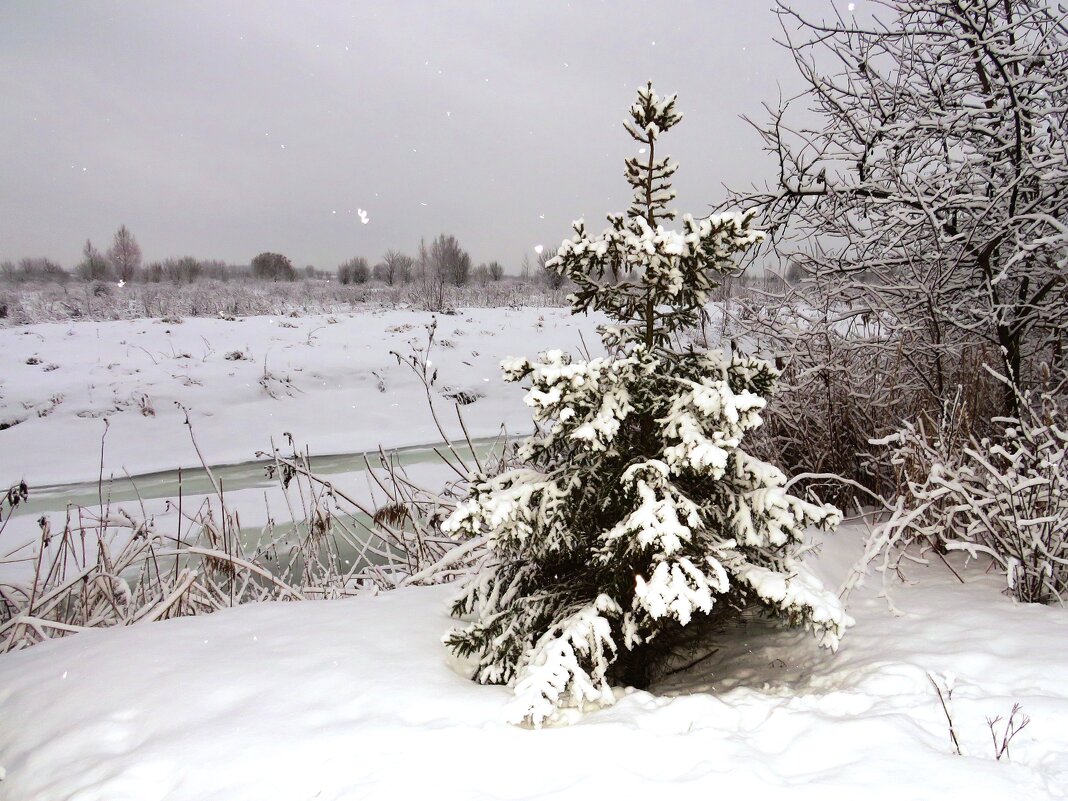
[443,83,851,726]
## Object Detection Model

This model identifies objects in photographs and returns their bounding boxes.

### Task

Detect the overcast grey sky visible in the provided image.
[0,1,834,271]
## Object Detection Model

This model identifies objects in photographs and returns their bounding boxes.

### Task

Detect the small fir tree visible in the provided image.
[443,82,851,726]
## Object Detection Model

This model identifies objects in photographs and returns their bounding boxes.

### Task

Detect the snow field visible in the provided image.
[0,307,608,485]
[0,528,1065,800]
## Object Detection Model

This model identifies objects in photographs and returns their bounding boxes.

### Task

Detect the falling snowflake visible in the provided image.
[357,208,369,224]
[117,279,126,288]
[534,245,544,255]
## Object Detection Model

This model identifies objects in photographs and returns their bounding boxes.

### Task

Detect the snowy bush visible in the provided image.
[731,0,1068,417]
[442,83,851,727]
[871,389,1068,604]
[722,285,1006,508]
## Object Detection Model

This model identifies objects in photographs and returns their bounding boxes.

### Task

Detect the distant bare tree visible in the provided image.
[412,237,448,311]
[10,257,66,283]
[77,239,110,281]
[520,253,534,282]
[142,261,162,282]
[136,258,230,283]
[379,250,414,286]
[162,256,201,284]
[337,257,370,285]
[426,234,470,287]
[107,225,142,282]
[251,252,296,282]
[200,259,230,281]
[487,260,505,282]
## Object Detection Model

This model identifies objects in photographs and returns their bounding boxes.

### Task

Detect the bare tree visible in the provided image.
[337,257,370,285]
[77,239,110,281]
[487,260,505,282]
[379,250,414,286]
[5,257,67,283]
[732,0,1068,413]
[426,234,470,287]
[520,253,534,282]
[412,237,447,311]
[107,224,142,282]
[157,256,202,284]
[199,259,230,281]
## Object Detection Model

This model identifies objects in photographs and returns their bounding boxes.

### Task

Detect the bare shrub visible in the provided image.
[726,284,1004,506]
[1,258,68,284]
[861,387,1068,604]
[928,671,1031,761]
[987,704,1031,761]
[337,257,370,285]
[422,234,471,289]
[0,277,569,325]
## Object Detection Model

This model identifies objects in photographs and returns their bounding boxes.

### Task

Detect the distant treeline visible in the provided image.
[1,227,529,288]
[2,225,814,292]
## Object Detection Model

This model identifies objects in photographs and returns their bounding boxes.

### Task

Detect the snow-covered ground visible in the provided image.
[0,307,609,486]
[0,305,615,578]
[1,527,1065,800]
[2,306,1066,800]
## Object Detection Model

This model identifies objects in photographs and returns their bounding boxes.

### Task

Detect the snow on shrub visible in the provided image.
[442,83,851,727]
[869,389,1068,605]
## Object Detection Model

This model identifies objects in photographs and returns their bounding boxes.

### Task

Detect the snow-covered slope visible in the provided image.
[1,530,1065,800]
